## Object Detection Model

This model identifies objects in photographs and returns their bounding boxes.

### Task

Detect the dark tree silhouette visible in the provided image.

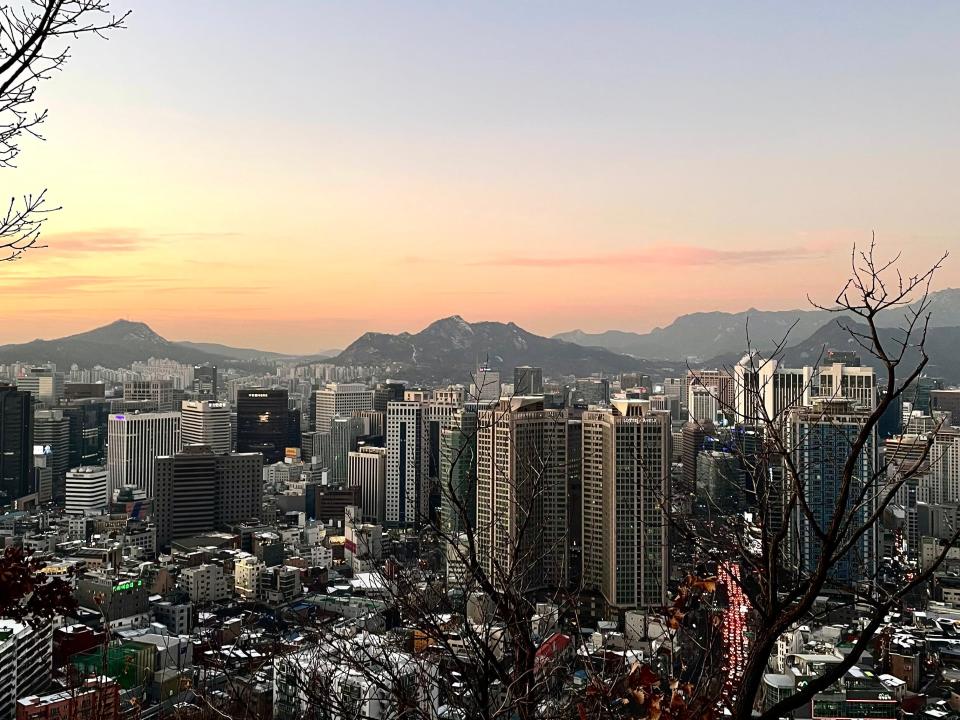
[0,0,129,261]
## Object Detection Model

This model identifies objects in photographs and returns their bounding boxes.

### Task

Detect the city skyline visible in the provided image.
[2,2,959,353]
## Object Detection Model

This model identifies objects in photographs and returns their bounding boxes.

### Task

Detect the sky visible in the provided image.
[2,1,959,354]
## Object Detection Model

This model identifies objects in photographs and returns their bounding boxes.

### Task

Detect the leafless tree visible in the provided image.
[671,240,957,720]
[0,0,129,261]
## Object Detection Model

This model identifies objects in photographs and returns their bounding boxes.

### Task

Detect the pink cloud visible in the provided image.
[470,243,830,268]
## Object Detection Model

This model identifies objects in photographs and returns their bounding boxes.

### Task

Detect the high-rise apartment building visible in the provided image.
[123,380,177,412]
[236,388,289,463]
[0,384,33,505]
[476,397,568,591]
[181,400,232,454]
[348,445,387,523]
[581,400,671,610]
[65,466,110,515]
[315,383,373,433]
[385,400,429,527]
[155,445,262,547]
[106,412,182,498]
[786,399,878,585]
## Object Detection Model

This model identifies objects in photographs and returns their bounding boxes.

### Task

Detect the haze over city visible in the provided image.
[2,2,959,353]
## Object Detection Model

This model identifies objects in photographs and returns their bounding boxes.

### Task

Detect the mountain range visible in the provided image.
[554,288,960,362]
[330,315,685,382]
[0,320,282,370]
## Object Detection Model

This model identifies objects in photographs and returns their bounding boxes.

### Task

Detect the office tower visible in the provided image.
[438,408,478,537]
[63,382,105,400]
[570,378,611,407]
[814,363,876,411]
[155,445,262,547]
[931,389,960,421]
[386,400,429,527]
[514,366,544,396]
[315,383,373,432]
[65,466,109,515]
[329,415,365,484]
[662,377,688,413]
[695,450,745,519]
[287,407,302,451]
[581,400,671,610]
[300,430,325,463]
[427,393,463,484]
[33,409,70,502]
[786,399,878,585]
[470,366,501,404]
[16,367,64,407]
[681,419,715,507]
[60,399,110,470]
[373,381,406,412]
[192,365,218,399]
[181,400,232,454]
[688,386,720,423]
[686,369,733,419]
[123,379,177,412]
[348,445,387,523]
[0,383,33,505]
[106,411,181,497]
[476,397,568,591]
[236,387,289,463]
[354,409,386,440]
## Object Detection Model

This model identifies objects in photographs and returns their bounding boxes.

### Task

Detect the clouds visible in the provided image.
[470,243,830,268]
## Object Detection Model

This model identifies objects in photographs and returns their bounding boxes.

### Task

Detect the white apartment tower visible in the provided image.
[107,412,181,498]
[385,400,429,527]
[181,400,232,454]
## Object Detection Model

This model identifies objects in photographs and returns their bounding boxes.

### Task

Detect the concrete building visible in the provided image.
[122,380,177,412]
[348,446,387,523]
[476,397,568,591]
[179,563,231,604]
[155,445,262,547]
[0,620,54,720]
[181,400,232,454]
[315,383,373,433]
[385,400,429,527]
[581,400,672,610]
[15,368,63,407]
[106,412,181,498]
[65,466,109,515]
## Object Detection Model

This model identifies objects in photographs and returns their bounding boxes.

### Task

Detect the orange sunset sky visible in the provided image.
[2,2,958,354]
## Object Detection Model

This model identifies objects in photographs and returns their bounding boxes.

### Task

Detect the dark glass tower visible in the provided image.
[0,383,34,505]
[236,388,289,463]
[193,365,218,399]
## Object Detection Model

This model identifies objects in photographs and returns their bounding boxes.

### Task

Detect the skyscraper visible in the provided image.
[581,400,671,610]
[123,380,177,412]
[15,367,64,407]
[155,445,262,547]
[0,384,33,505]
[181,400,232,454]
[107,412,182,498]
[348,445,387,523]
[438,407,477,537]
[476,397,568,591]
[60,399,110,469]
[513,366,544,396]
[65,466,109,516]
[192,365,218,399]
[236,387,289,463]
[315,383,373,433]
[33,409,70,502]
[386,400,429,527]
[786,399,878,585]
